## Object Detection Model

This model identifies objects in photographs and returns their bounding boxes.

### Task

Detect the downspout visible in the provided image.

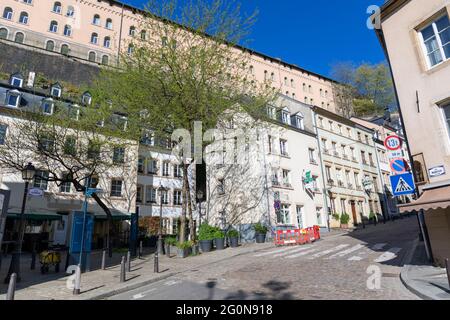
[117,4,125,65]
[312,107,330,232]
[260,127,272,231]
[373,134,390,222]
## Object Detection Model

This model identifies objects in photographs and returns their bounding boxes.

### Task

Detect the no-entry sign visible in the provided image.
[384,135,402,151]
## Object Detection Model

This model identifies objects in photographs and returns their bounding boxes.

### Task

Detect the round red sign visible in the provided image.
[384,135,402,151]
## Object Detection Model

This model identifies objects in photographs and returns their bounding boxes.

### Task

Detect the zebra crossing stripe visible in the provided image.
[371,243,387,250]
[273,246,313,257]
[254,247,296,257]
[374,248,402,263]
[326,244,365,259]
[285,248,318,259]
[308,244,350,259]
[348,256,363,261]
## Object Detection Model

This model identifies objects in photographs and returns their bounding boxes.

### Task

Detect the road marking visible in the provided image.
[132,288,157,300]
[348,256,363,261]
[285,248,318,259]
[374,248,402,263]
[308,244,350,259]
[164,280,180,286]
[254,247,296,257]
[372,243,387,250]
[326,244,365,259]
[272,246,313,257]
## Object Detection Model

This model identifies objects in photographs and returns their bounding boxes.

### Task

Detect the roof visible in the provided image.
[379,0,412,22]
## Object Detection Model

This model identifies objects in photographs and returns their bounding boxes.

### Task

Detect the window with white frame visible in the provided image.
[113,147,125,164]
[281,109,290,124]
[53,2,62,14]
[104,37,111,48]
[93,14,100,26]
[66,6,74,17]
[51,85,61,97]
[419,14,450,68]
[308,148,316,164]
[90,33,98,44]
[59,173,71,193]
[136,185,143,203]
[137,157,145,173]
[3,7,13,20]
[129,26,136,36]
[19,12,28,24]
[63,24,72,37]
[145,186,156,203]
[6,90,20,107]
[282,169,290,187]
[162,161,170,176]
[23,0,32,4]
[46,40,55,51]
[267,106,276,119]
[82,92,92,105]
[295,114,304,129]
[280,139,288,156]
[278,204,290,224]
[10,76,23,87]
[147,159,158,174]
[160,189,169,204]
[173,190,182,205]
[110,179,123,197]
[106,18,113,29]
[174,164,183,178]
[49,21,58,33]
[41,99,54,115]
[34,170,49,190]
[443,102,450,139]
[141,130,155,146]
[0,124,7,145]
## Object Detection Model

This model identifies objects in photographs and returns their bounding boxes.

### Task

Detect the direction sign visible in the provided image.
[390,173,415,196]
[390,158,407,174]
[384,135,402,151]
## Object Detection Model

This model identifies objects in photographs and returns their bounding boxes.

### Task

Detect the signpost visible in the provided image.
[390,173,416,197]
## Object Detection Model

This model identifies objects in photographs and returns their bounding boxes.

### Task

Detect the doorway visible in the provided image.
[350,201,358,226]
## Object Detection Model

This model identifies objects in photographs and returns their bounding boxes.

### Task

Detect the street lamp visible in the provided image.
[154,184,167,273]
[4,162,36,283]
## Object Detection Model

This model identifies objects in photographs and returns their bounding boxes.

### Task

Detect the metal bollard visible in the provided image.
[101,250,106,270]
[120,256,126,283]
[73,265,81,295]
[127,251,131,272]
[154,250,159,273]
[446,258,450,289]
[139,241,143,259]
[6,273,17,300]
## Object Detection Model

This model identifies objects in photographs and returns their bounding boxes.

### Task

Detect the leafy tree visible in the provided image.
[92,0,276,243]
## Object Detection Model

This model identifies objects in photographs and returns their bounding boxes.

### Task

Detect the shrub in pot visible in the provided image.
[213,229,226,250]
[176,241,193,258]
[340,213,350,229]
[227,229,239,248]
[198,223,214,253]
[165,236,177,257]
[253,223,268,243]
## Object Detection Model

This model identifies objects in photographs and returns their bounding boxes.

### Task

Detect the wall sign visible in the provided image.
[428,165,446,178]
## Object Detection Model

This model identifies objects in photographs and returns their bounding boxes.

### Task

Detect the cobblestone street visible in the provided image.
[109,217,420,300]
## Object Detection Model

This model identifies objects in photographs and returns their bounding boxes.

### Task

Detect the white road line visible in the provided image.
[285,248,318,259]
[374,248,402,263]
[348,256,363,261]
[326,244,365,259]
[272,246,313,257]
[132,288,157,300]
[254,247,296,257]
[372,243,387,250]
[308,244,350,259]
[164,280,180,286]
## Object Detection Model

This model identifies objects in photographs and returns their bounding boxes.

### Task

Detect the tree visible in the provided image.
[92,0,276,243]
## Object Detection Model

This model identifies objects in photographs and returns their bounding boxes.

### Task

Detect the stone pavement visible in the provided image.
[400,238,450,300]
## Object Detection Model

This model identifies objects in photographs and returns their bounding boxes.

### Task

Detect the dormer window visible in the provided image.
[50,84,62,97]
[295,114,304,130]
[41,98,54,115]
[281,108,290,125]
[111,114,127,131]
[267,106,276,119]
[68,104,80,120]
[10,74,23,87]
[6,90,21,108]
[81,92,92,105]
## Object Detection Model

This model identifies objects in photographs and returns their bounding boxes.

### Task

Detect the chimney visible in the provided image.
[27,71,35,87]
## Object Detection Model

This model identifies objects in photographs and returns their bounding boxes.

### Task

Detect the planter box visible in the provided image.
[199,240,213,253]
[177,248,191,258]
[229,237,239,248]
[215,238,225,250]
[340,224,349,229]
[255,233,266,243]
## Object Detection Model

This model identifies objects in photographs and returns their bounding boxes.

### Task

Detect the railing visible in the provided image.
[327,179,335,186]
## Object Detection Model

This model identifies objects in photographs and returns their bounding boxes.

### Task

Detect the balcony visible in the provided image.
[327,179,335,187]
[272,179,281,187]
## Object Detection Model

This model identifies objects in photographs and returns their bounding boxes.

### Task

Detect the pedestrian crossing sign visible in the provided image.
[390,173,415,196]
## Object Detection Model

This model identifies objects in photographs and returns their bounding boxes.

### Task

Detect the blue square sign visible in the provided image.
[390,173,415,196]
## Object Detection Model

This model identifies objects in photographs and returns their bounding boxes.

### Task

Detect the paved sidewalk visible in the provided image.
[400,238,450,300]
[0,242,275,300]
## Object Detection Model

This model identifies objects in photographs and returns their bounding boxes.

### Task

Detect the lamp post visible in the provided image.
[157,185,167,255]
[197,190,204,226]
[4,163,36,283]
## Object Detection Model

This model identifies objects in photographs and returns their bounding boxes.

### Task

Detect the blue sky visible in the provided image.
[124,0,386,78]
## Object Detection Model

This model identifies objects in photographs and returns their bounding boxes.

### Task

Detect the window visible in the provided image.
[41,99,54,115]
[19,12,28,24]
[93,14,100,25]
[320,89,323,97]
[63,136,76,156]
[137,157,145,173]
[81,92,92,105]
[325,166,332,183]
[63,25,72,37]
[140,30,146,40]
[13,32,24,44]
[162,162,170,176]
[49,21,58,33]
[113,147,125,164]
[295,114,304,129]
[316,207,322,225]
[296,205,304,228]
[282,169,290,187]
[66,6,74,17]
[3,7,13,20]
[127,44,134,55]
[68,105,79,120]
[61,44,69,55]
[354,172,361,189]
[110,179,123,197]
[37,135,55,152]
[23,0,32,4]
[174,164,183,178]
[218,179,225,195]
[173,190,182,205]
[106,18,113,29]
[345,170,351,187]
[129,26,135,36]
[281,109,290,124]
[268,135,273,153]
[278,204,290,225]
[270,72,275,81]
[321,138,327,151]
[60,173,71,193]
[103,36,111,48]
[332,142,337,156]
[145,186,156,203]
[336,168,343,186]
[136,185,143,203]
[443,103,450,139]
[284,77,288,86]
[361,151,366,164]
[111,114,127,131]
[87,141,100,160]
[308,85,312,93]
[267,106,276,119]
[419,14,450,68]
[308,148,316,164]
[280,139,288,156]
[90,33,98,44]
[141,130,155,146]
[34,170,49,190]
[147,159,158,174]
[340,199,346,213]
[0,28,8,39]
[45,40,55,51]
[10,75,23,87]
[291,79,295,87]
[6,90,20,107]
[51,84,61,97]
[369,153,374,166]
[160,189,169,204]
[88,51,96,62]
[0,124,7,145]
[53,2,62,14]
[302,83,307,92]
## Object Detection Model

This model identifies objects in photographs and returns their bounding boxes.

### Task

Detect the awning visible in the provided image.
[93,212,132,221]
[398,185,450,213]
[7,212,63,221]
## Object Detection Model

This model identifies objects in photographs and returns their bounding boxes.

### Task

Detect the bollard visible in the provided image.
[446,258,450,289]
[154,250,159,273]
[120,256,126,283]
[127,251,131,272]
[139,241,143,259]
[73,265,81,295]
[101,250,106,270]
[6,273,17,300]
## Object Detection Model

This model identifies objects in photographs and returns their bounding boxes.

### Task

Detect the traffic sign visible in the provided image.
[390,173,415,196]
[387,150,403,159]
[384,135,402,151]
[389,158,407,174]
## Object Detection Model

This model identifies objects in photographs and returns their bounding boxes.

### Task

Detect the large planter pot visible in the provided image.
[229,237,239,248]
[199,240,213,253]
[177,248,191,258]
[255,233,266,243]
[192,244,200,256]
[164,244,171,256]
[341,224,349,229]
[215,238,225,250]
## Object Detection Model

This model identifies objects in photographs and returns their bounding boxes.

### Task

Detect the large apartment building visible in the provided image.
[376,0,450,266]
[0,0,339,114]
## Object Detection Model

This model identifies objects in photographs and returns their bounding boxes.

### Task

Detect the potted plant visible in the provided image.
[253,223,268,243]
[332,213,340,221]
[176,241,193,258]
[340,213,350,229]
[165,236,177,257]
[198,223,214,253]
[369,212,377,225]
[227,229,239,248]
[213,229,226,250]
[191,241,200,256]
